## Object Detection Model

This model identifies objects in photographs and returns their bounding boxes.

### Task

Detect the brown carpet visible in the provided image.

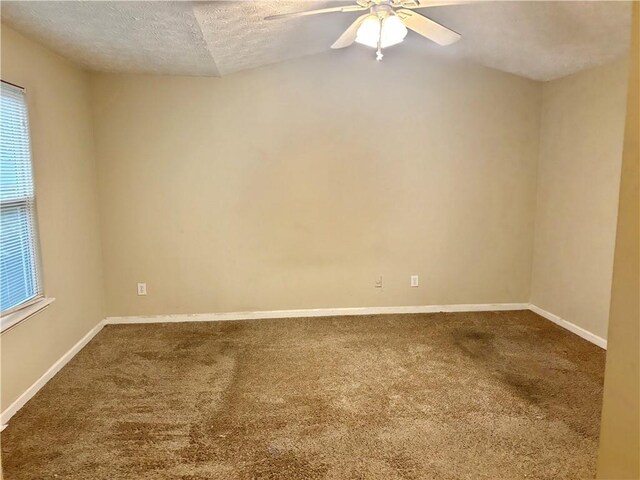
[1,311,605,480]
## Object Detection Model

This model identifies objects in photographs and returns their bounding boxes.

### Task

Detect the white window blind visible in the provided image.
[0,81,42,315]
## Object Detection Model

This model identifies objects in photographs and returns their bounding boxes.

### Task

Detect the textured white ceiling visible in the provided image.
[193,1,362,76]
[1,1,219,76]
[1,1,632,81]
[422,1,632,80]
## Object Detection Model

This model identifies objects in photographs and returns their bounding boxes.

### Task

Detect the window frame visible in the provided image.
[0,80,51,333]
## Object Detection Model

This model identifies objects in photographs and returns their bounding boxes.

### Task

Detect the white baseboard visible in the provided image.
[105,303,530,325]
[0,301,604,429]
[529,304,607,349]
[0,319,106,428]
[106,303,606,349]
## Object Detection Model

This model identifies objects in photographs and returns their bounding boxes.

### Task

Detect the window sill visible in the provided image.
[1,297,55,334]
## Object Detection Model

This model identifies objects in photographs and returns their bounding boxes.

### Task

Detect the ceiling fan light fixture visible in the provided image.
[381,14,408,48]
[355,15,381,48]
[355,13,407,49]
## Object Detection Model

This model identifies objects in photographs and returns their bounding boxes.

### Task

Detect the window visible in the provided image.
[0,81,44,328]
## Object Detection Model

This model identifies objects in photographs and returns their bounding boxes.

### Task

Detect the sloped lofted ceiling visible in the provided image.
[0,1,632,81]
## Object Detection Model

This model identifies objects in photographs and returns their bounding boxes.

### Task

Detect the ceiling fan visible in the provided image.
[265,0,467,61]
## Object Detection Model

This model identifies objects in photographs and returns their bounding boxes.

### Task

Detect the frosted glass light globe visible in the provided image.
[355,15,382,48]
[356,14,408,49]
[380,14,408,48]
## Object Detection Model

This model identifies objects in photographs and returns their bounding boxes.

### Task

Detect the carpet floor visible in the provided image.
[1,311,605,480]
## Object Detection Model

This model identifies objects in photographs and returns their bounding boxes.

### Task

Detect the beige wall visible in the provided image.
[530,59,629,340]
[597,4,639,477]
[0,25,105,409]
[90,49,541,317]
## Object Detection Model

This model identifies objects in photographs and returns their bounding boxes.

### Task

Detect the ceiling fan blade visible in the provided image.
[331,14,369,49]
[396,8,461,45]
[265,5,367,21]
[396,0,475,8]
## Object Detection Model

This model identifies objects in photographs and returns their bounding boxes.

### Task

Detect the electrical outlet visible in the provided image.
[137,283,147,296]
[375,275,383,288]
[411,275,419,287]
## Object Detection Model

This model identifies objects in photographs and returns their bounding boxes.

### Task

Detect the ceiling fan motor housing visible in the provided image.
[371,4,395,18]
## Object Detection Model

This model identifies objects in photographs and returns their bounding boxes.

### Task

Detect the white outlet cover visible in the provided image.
[137,283,147,296]
[411,275,419,287]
